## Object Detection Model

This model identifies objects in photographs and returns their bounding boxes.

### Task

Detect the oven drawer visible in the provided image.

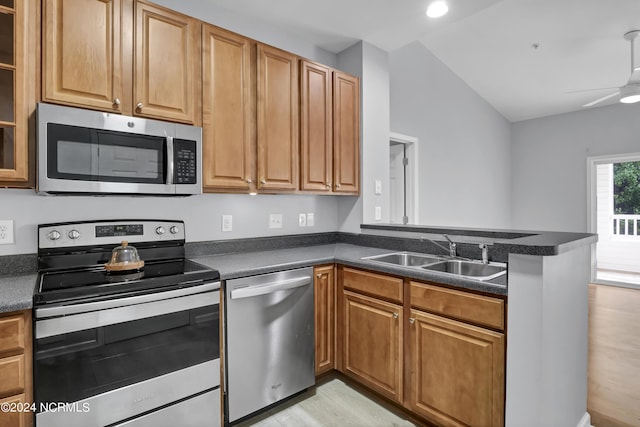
[114,388,220,427]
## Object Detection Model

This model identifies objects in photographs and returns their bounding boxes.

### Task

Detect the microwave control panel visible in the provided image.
[174,139,197,184]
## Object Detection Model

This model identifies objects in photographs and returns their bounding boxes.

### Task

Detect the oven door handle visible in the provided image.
[36,281,220,319]
[36,284,220,339]
[230,276,311,300]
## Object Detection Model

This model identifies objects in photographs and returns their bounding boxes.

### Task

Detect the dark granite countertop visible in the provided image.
[0,273,37,313]
[360,224,597,256]
[192,243,508,296]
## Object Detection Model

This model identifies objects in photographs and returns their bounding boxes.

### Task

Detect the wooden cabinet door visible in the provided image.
[314,265,335,375]
[342,290,403,403]
[43,0,122,112]
[0,394,29,427]
[409,309,505,427]
[300,60,332,192]
[202,25,254,192]
[333,71,360,194]
[134,1,200,124]
[256,44,298,191]
[0,0,34,185]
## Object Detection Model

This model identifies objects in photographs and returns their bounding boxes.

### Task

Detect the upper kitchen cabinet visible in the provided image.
[202,24,255,192]
[43,0,123,112]
[300,60,332,192]
[42,0,200,124]
[300,64,361,195]
[133,1,200,124]
[0,0,35,186]
[256,44,298,192]
[333,71,360,194]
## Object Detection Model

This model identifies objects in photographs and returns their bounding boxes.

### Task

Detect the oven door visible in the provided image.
[34,282,220,427]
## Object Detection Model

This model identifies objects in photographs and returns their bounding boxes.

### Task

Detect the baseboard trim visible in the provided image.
[577,412,592,427]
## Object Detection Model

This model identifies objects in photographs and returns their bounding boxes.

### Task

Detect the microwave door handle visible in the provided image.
[166,136,175,185]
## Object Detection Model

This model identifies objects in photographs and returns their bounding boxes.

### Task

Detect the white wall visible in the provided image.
[389,42,512,229]
[511,102,640,232]
[0,190,338,256]
[0,0,345,257]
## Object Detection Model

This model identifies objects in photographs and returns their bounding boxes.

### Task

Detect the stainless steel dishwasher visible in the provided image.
[224,267,315,424]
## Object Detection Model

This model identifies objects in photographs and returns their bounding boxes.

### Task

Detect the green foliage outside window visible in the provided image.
[614,161,640,214]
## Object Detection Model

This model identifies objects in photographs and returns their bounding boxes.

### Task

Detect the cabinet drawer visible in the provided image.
[0,355,25,397]
[410,282,504,331]
[342,268,403,303]
[0,314,25,355]
[0,394,29,427]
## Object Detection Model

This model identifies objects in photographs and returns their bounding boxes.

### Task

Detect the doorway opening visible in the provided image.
[588,153,640,288]
[389,132,419,224]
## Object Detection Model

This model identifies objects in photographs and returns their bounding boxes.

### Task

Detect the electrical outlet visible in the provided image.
[306,213,315,227]
[0,220,14,244]
[269,213,283,229]
[375,206,382,221]
[298,213,307,227]
[222,215,233,232]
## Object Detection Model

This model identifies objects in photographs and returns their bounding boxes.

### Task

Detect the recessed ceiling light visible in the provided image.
[426,1,449,18]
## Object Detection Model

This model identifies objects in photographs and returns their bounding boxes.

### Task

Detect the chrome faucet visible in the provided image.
[479,243,490,264]
[421,234,457,257]
[442,234,457,257]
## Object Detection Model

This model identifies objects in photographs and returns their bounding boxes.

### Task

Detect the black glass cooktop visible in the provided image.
[35,259,219,306]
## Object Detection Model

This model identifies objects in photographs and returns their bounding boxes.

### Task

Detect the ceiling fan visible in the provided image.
[583,30,640,107]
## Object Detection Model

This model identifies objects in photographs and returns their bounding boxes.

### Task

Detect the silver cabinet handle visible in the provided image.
[136,102,144,110]
[113,98,121,106]
[246,178,252,184]
[393,312,399,319]
[230,276,311,300]
[409,318,415,324]
[326,183,331,188]
[336,184,341,188]
[260,179,266,185]
[316,274,322,279]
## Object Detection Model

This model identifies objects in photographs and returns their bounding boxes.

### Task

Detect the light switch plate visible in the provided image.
[298,213,307,227]
[374,206,382,221]
[375,179,382,195]
[0,220,14,244]
[222,215,233,232]
[269,213,283,229]
[306,213,315,227]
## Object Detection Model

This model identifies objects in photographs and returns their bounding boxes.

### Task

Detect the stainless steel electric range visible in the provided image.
[33,220,221,427]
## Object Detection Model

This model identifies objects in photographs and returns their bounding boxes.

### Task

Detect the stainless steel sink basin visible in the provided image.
[421,260,506,281]
[363,252,444,267]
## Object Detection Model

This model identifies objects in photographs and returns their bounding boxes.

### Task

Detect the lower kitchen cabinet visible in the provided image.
[409,309,505,427]
[0,310,32,427]
[341,290,403,403]
[314,265,335,375]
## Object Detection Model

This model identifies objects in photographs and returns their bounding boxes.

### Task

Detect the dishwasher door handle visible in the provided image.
[230,276,311,299]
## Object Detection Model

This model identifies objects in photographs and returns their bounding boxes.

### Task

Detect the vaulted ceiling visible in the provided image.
[208,0,640,122]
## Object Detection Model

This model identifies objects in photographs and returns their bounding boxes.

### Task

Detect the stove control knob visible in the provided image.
[170,226,180,235]
[68,229,80,240]
[48,230,61,241]
[156,226,166,235]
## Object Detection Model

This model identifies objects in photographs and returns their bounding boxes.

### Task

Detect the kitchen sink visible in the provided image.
[421,260,506,281]
[363,252,444,267]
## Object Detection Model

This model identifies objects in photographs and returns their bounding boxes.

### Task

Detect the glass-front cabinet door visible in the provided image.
[0,0,31,185]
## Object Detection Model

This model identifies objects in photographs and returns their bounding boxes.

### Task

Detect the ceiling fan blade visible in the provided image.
[583,91,620,107]
[629,67,640,84]
[565,87,620,94]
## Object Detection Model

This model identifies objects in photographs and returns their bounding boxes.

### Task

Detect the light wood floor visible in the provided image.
[235,377,417,427]
[588,284,640,427]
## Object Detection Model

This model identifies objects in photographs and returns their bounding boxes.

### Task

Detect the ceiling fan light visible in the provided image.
[426,1,448,18]
[620,85,640,103]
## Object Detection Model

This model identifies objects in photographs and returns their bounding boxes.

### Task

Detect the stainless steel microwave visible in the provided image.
[37,103,202,196]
